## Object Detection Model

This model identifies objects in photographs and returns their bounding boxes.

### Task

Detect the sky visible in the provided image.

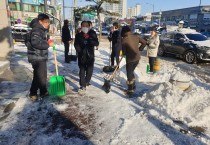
[64,0,210,19]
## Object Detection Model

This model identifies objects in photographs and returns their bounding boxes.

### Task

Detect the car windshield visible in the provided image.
[185,33,207,41]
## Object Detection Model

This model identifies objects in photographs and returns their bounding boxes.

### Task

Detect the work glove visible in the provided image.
[120,51,126,59]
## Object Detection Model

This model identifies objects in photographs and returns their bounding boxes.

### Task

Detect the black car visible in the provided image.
[201,32,210,39]
[158,30,210,63]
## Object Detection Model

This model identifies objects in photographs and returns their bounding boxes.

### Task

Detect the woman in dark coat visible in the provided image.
[74,21,99,93]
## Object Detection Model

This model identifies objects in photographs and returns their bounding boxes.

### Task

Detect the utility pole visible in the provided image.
[63,0,65,21]
[197,0,202,31]
[159,10,162,27]
[44,0,48,13]
[146,3,154,23]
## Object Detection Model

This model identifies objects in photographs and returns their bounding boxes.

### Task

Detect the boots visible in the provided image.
[125,80,135,95]
[133,80,136,90]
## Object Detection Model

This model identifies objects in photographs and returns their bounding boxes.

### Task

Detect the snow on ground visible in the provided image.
[0,39,210,145]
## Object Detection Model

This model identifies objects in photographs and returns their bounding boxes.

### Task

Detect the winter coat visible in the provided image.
[27,20,49,63]
[108,30,120,49]
[74,30,99,65]
[89,29,99,47]
[121,32,147,63]
[147,35,160,57]
[62,25,72,42]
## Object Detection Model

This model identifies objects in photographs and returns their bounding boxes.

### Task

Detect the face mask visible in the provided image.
[82,27,89,34]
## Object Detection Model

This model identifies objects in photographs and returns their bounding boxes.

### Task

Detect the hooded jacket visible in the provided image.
[27,18,49,63]
[122,32,146,63]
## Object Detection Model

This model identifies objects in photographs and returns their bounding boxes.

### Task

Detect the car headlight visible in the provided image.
[198,46,209,50]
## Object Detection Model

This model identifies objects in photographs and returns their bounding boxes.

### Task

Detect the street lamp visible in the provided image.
[146,2,154,13]
[146,3,154,22]
[159,11,162,27]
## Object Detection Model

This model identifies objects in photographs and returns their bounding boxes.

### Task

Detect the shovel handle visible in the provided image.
[53,46,59,76]
[109,56,123,80]
[109,41,112,65]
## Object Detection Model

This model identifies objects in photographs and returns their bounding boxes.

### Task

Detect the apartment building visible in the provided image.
[102,0,127,18]
[7,0,60,25]
[127,4,141,18]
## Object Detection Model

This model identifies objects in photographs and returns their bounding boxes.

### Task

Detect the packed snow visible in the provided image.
[0,39,210,145]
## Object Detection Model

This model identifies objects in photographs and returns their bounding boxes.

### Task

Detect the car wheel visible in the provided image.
[158,45,165,56]
[184,50,197,64]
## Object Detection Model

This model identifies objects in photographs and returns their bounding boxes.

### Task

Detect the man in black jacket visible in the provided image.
[27,13,53,101]
[62,19,72,63]
[74,21,99,93]
[108,22,121,67]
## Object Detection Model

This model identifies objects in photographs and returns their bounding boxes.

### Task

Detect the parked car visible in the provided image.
[93,27,99,35]
[201,32,210,39]
[101,28,109,35]
[158,30,210,63]
[12,24,31,44]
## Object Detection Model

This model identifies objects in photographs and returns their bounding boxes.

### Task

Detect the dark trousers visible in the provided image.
[30,61,47,96]
[149,57,156,72]
[111,49,120,66]
[79,62,94,87]
[126,60,139,81]
[64,42,69,62]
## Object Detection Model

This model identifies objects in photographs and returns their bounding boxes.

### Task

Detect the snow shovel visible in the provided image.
[103,41,115,72]
[49,46,66,97]
[102,56,124,93]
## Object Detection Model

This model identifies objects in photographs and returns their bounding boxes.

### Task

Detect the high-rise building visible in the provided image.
[136,4,141,16]
[127,7,132,18]
[101,0,127,18]
[127,4,141,18]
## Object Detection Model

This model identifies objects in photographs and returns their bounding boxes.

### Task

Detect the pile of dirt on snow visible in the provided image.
[138,81,210,135]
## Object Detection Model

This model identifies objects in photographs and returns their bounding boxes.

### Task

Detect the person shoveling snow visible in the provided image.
[120,26,146,96]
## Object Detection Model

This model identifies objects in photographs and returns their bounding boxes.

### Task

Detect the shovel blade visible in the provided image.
[102,78,111,93]
[49,76,66,97]
[68,55,77,62]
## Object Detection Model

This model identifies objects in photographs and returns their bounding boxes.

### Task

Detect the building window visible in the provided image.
[8,2,21,11]
[184,15,188,20]
[203,14,210,20]
[37,6,44,13]
[23,4,30,12]
[189,14,197,20]
[23,4,41,12]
